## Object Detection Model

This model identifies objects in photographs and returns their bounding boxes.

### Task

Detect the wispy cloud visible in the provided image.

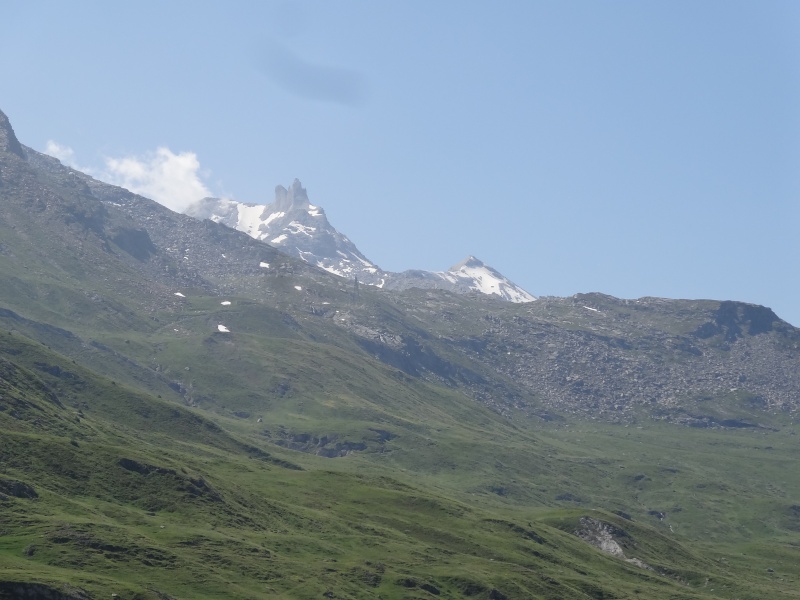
[258,40,368,106]
[44,141,214,213]
[45,140,83,170]
[102,148,212,212]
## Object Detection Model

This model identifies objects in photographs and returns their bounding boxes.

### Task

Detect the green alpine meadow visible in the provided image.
[1,108,799,599]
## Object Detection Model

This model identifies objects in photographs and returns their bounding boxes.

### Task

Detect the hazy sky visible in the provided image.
[2,1,799,324]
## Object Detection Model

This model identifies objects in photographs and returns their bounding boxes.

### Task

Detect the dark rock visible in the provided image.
[0,479,38,499]
[419,582,441,595]
[118,458,177,477]
[0,582,89,600]
[556,492,581,502]
[110,226,157,261]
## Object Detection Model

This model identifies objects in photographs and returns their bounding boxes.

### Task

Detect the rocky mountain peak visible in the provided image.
[388,254,537,303]
[274,178,310,212]
[0,109,27,160]
[450,256,485,270]
[184,182,535,302]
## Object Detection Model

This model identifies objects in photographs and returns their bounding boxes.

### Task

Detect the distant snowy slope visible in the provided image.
[383,256,536,303]
[185,180,535,302]
[186,179,387,286]
[439,256,536,303]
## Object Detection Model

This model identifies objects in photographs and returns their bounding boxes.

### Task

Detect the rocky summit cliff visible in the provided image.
[186,179,385,286]
[185,181,536,303]
[0,109,26,160]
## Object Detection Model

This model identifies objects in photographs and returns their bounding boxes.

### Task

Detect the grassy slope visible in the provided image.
[0,331,702,599]
[1,312,799,598]
[1,162,798,597]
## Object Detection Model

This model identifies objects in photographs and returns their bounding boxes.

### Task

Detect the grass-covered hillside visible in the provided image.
[1,108,799,598]
[3,328,799,599]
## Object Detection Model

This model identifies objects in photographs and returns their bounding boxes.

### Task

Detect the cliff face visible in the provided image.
[0,109,26,160]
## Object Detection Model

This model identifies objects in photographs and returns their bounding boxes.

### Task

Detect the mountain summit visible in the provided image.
[0,108,26,159]
[185,181,536,302]
[434,255,537,303]
[185,179,384,285]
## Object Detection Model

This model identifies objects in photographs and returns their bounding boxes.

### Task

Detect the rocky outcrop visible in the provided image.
[0,478,38,499]
[0,582,90,600]
[0,109,26,160]
[340,290,800,423]
[574,516,653,569]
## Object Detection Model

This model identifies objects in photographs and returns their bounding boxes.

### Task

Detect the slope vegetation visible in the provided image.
[1,108,799,598]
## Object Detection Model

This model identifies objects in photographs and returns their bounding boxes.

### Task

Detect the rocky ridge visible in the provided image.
[2,108,799,427]
[185,182,536,303]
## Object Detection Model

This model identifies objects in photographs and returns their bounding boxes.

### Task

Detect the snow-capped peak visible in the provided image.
[184,183,535,303]
[185,180,383,284]
[438,256,536,303]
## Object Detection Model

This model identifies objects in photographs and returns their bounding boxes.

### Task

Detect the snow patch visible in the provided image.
[583,306,600,313]
[262,210,285,226]
[217,324,230,333]
[286,221,316,236]
[259,262,270,268]
[220,301,231,306]
[354,254,376,268]
[271,234,287,244]
[294,285,302,291]
[320,264,347,277]
[236,204,271,237]
[174,292,185,297]
[435,261,536,303]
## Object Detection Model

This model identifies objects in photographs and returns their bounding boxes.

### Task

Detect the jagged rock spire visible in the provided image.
[0,109,27,160]
[273,178,310,211]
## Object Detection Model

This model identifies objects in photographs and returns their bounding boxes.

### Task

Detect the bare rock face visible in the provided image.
[574,516,653,570]
[0,109,26,160]
[0,478,38,499]
[574,517,630,557]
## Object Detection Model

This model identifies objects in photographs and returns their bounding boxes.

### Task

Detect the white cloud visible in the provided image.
[102,148,213,212]
[45,140,80,169]
[43,141,215,213]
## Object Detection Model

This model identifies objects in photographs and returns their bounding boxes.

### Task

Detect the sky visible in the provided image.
[1,1,799,324]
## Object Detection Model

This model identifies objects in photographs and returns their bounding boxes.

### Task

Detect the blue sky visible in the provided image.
[2,1,799,324]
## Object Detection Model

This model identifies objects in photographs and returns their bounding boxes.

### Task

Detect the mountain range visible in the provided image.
[1,106,800,599]
[185,182,536,303]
